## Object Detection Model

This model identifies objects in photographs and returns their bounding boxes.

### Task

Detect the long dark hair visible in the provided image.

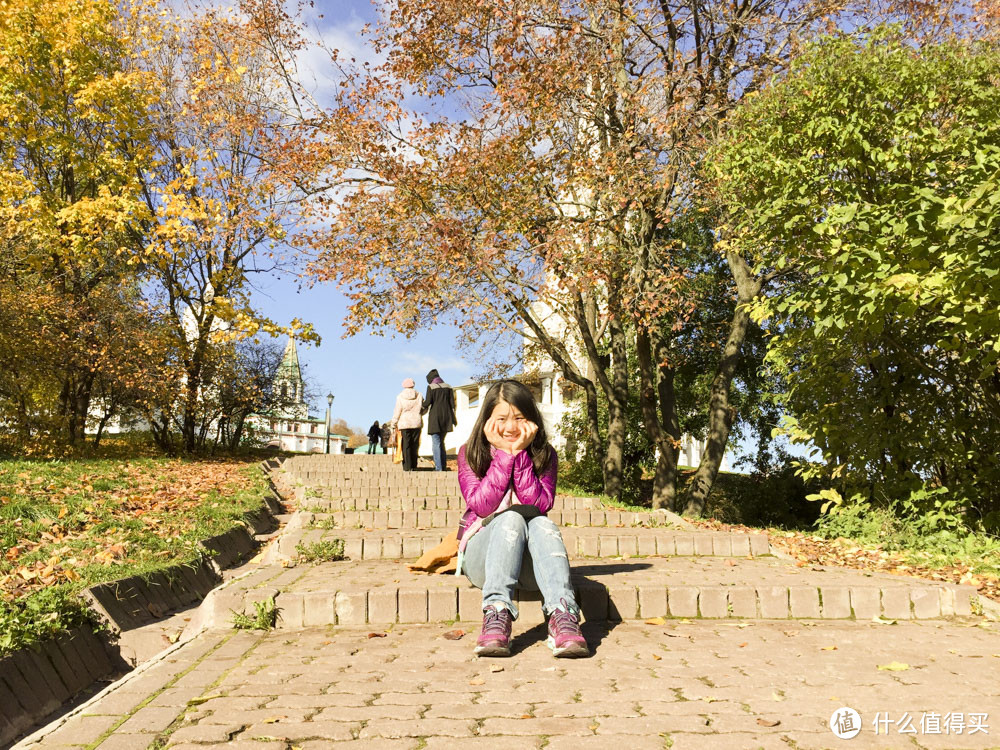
[464,380,552,478]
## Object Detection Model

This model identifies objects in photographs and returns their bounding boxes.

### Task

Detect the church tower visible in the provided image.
[273,338,309,420]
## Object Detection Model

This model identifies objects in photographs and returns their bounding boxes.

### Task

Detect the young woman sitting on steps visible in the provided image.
[456,379,589,658]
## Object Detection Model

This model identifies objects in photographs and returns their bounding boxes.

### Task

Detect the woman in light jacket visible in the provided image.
[390,378,423,471]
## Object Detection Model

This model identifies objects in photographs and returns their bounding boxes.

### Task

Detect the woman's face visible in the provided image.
[488,398,527,442]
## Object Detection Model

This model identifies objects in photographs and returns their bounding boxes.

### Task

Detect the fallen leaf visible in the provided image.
[367,632,387,638]
[821,645,837,651]
[738,642,748,648]
[651,653,662,660]
[771,692,785,702]
[877,661,910,671]
[782,630,799,637]
[469,678,485,686]
[490,664,504,673]
[442,629,465,640]
[757,718,781,727]
[725,559,736,567]
[644,617,666,625]
[872,615,897,625]
[262,716,287,724]
[521,714,531,719]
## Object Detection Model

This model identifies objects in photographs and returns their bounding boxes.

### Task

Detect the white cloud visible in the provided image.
[393,351,471,383]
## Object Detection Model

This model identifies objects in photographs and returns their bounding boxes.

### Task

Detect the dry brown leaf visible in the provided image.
[367,631,387,638]
[442,629,465,640]
[469,678,485,686]
[644,617,666,625]
[757,718,781,727]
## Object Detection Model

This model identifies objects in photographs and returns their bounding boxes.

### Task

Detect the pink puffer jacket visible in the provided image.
[391,388,424,430]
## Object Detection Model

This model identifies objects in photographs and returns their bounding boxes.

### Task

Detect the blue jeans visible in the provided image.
[462,508,578,619]
[431,433,447,471]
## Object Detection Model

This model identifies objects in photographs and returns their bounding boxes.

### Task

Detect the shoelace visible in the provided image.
[549,607,580,636]
[482,607,511,637]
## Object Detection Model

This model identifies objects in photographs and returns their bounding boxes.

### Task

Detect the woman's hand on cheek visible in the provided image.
[485,418,511,453]
[512,421,538,453]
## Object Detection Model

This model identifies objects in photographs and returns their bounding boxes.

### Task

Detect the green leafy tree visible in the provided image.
[710,29,1000,527]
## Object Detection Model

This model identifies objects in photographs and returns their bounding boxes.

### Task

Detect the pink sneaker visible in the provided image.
[475,605,512,657]
[546,605,589,658]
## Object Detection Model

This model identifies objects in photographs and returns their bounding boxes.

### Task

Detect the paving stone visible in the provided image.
[398,588,428,623]
[728,587,757,618]
[668,586,699,617]
[881,588,913,620]
[789,587,821,619]
[850,588,881,620]
[638,585,667,618]
[45,713,122,745]
[698,588,728,618]
[479,717,593,735]
[911,588,941,619]
[115,706,183,735]
[428,588,457,621]
[302,592,336,627]
[165,723,245,743]
[359,718,473,738]
[757,586,789,619]
[820,586,851,619]
[336,591,367,625]
[93,734,158,749]
[242,719,358,740]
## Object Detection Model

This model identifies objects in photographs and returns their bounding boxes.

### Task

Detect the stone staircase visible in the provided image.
[201,454,978,631]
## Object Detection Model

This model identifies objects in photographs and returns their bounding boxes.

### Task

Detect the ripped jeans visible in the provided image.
[462,508,578,619]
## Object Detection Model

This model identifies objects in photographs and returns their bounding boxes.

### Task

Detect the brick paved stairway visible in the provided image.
[202,455,978,628]
[15,454,996,750]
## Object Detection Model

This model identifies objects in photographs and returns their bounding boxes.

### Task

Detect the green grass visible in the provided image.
[294,539,346,563]
[231,597,279,630]
[0,456,271,655]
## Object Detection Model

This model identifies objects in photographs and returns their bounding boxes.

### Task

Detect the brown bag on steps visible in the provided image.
[406,529,458,574]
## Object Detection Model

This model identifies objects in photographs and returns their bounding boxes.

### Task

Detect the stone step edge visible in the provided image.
[298,510,688,531]
[205,582,977,629]
[277,529,769,561]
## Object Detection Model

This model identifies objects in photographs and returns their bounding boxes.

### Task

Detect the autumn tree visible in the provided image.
[294,0,869,509]
[0,0,160,446]
[132,2,318,453]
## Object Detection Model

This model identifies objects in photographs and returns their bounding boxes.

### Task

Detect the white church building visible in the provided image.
[249,339,350,454]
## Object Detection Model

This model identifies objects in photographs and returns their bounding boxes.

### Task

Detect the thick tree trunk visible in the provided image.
[683,250,762,517]
[602,311,630,500]
[637,328,681,510]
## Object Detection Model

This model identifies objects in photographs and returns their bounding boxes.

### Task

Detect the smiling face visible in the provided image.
[488,398,527,442]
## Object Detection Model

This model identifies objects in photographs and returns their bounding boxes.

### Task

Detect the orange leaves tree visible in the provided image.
[299,0,857,509]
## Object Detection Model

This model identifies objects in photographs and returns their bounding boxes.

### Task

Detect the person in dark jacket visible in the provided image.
[367,420,381,454]
[421,368,457,471]
[380,420,392,456]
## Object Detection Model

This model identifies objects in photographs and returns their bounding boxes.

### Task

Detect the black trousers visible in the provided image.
[369,440,378,454]
[400,428,421,471]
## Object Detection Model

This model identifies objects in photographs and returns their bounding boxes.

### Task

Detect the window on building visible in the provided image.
[281,383,287,398]
[270,421,276,431]
[310,423,317,434]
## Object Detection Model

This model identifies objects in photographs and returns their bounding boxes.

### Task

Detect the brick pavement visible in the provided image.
[18,618,1000,750]
[14,454,999,750]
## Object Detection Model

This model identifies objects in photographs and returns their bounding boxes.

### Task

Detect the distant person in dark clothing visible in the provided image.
[367,421,381,454]
[421,368,458,471]
[380,420,392,456]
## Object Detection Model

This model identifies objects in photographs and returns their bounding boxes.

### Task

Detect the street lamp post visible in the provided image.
[325,393,334,454]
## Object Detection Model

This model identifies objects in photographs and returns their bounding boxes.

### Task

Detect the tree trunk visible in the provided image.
[683,250,762,517]
[637,328,680,510]
[602,310,630,500]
